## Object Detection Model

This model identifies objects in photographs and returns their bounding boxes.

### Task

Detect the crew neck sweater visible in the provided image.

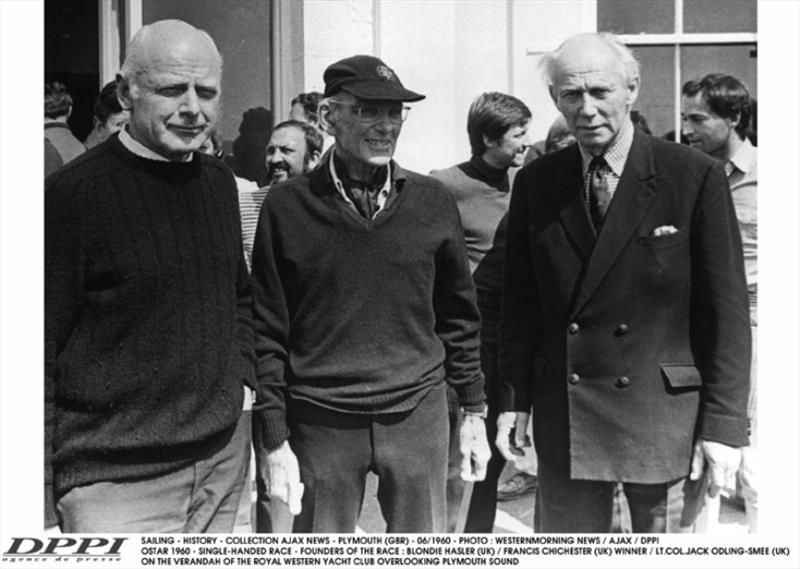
[45,136,255,499]
[430,155,511,295]
[251,162,485,450]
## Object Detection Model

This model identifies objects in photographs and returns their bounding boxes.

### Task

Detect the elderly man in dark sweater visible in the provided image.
[251,55,490,533]
[45,20,254,532]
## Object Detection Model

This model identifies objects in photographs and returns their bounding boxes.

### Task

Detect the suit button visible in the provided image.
[616,324,629,336]
[568,373,580,384]
[616,376,630,388]
[568,322,580,334]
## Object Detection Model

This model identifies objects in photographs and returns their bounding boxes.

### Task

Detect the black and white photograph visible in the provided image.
[1,0,798,567]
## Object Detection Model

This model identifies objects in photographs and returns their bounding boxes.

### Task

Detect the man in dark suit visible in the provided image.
[496,32,751,533]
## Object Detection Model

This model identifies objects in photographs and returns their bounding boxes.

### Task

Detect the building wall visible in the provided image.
[300,0,596,173]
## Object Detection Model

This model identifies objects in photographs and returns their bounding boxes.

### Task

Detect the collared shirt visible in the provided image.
[725,138,758,312]
[329,151,392,219]
[579,118,635,205]
[119,127,193,162]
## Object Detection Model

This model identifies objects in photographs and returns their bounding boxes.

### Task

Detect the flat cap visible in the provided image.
[323,55,425,102]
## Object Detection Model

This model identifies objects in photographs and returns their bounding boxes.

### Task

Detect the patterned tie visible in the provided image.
[589,156,611,230]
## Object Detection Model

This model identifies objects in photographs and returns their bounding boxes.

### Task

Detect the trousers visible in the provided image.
[289,384,449,533]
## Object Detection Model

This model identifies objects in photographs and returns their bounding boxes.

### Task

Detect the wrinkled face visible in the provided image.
[329,92,402,168]
[265,126,310,184]
[681,93,735,158]
[483,120,532,169]
[550,48,638,155]
[122,48,221,161]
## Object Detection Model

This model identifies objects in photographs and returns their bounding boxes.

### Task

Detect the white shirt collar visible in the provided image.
[727,137,756,176]
[328,150,392,218]
[118,127,193,162]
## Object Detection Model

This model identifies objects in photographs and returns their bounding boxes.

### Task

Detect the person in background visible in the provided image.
[496,114,576,506]
[83,80,130,149]
[44,80,85,176]
[251,54,490,532]
[45,19,254,533]
[497,32,750,533]
[681,73,757,532]
[290,91,334,154]
[248,119,321,533]
[430,92,532,533]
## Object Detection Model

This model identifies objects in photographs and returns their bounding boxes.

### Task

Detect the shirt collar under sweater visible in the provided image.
[119,127,193,162]
[459,155,510,192]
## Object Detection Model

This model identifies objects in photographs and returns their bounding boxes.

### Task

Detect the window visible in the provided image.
[598,0,757,140]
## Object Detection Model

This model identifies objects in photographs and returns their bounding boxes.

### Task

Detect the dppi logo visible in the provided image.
[4,536,127,556]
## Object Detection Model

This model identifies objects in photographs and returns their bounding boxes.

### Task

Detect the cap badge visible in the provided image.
[376,65,396,82]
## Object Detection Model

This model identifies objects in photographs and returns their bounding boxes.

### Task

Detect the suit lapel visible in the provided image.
[548,147,595,261]
[571,131,658,317]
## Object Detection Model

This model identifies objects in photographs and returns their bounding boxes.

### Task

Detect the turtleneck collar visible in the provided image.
[460,155,509,192]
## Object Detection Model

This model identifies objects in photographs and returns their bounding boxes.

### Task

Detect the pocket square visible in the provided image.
[652,225,678,237]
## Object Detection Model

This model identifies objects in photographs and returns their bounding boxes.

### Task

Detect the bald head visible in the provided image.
[121,20,222,87]
[117,20,223,161]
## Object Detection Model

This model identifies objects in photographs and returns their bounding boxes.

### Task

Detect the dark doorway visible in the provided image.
[45,1,99,142]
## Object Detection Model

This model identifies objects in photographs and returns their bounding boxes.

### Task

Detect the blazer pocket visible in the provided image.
[637,230,689,249]
[661,364,702,393]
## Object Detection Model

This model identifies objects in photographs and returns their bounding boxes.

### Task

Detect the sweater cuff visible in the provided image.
[454,377,486,412]
[252,408,290,452]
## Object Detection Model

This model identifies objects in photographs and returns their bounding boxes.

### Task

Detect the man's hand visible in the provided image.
[263,440,304,515]
[690,439,742,498]
[495,411,531,462]
[459,414,492,482]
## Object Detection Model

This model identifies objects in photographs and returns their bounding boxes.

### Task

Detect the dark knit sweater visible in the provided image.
[251,161,485,450]
[430,155,511,295]
[45,136,255,500]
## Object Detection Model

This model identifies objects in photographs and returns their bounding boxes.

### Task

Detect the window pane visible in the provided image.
[598,0,674,34]
[629,46,675,138]
[681,44,758,100]
[683,0,757,33]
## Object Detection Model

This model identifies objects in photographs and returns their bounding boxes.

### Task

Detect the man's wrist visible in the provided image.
[461,403,488,419]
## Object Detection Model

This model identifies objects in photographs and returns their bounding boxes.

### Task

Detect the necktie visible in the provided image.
[347,182,379,219]
[589,156,611,230]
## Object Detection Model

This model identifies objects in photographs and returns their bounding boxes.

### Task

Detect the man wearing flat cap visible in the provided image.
[250,54,490,532]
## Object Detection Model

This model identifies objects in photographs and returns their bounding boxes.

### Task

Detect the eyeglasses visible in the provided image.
[330,101,411,123]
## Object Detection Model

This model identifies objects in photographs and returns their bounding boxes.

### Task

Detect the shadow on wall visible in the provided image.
[232,107,273,187]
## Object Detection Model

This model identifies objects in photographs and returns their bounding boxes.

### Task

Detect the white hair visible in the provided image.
[538,32,640,87]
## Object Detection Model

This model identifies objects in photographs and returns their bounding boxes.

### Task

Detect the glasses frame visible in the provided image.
[328,100,411,124]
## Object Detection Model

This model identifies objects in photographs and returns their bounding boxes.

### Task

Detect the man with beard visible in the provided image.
[249,120,321,531]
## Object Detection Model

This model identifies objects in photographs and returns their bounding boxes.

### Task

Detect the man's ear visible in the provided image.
[116,74,133,111]
[548,85,558,105]
[307,150,321,171]
[319,104,336,136]
[482,134,497,150]
[626,76,641,106]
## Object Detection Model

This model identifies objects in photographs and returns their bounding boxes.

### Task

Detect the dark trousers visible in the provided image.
[447,295,504,532]
[536,456,705,533]
[289,384,448,533]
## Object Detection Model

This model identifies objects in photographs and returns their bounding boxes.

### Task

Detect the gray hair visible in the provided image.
[539,32,640,88]
[120,20,222,86]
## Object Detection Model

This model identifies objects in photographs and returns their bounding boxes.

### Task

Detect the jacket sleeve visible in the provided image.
[250,195,292,452]
[498,167,541,413]
[690,160,751,446]
[433,189,486,411]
